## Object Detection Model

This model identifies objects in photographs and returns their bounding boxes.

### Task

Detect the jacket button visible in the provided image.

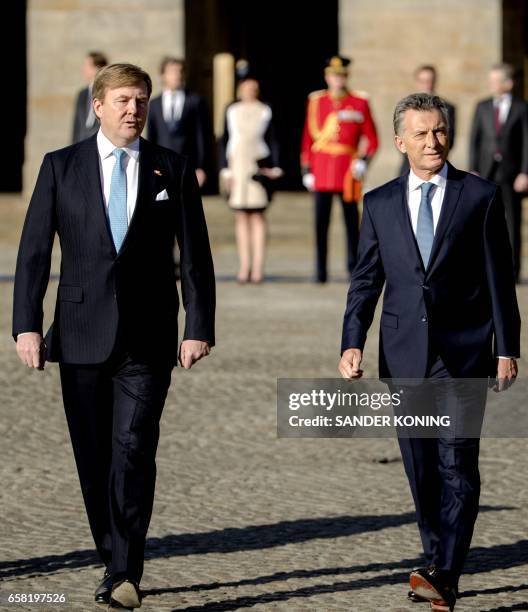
[421,315,428,322]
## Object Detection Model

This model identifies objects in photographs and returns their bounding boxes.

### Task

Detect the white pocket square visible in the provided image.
[155,189,169,201]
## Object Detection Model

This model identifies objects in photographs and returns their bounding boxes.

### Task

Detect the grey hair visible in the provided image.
[393,93,449,135]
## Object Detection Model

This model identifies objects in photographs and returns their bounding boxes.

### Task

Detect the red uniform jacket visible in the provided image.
[301,89,379,192]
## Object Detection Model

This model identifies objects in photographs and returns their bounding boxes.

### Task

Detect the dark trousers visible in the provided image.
[491,164,522,281]
[395,357,487,583]
[314,191,359,282]
[499,182,522,281]
[59,349,172,583]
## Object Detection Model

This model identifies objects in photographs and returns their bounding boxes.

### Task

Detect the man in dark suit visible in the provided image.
[147,57,212,188]
[71,51,108,143]
[399,65,456,175]
[339,93,519,611]
[14,63,215,609]
[470,63,528,282]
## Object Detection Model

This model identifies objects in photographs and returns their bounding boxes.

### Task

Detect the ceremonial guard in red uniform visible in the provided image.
[301,56,378,282]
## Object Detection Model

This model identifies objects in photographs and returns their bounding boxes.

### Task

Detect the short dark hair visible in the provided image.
[87,51,108,70]
[393,93,449,135]
[414,64,437,79]
[93,63,152,101]
[160,56,185,75]
[490,62,515,81]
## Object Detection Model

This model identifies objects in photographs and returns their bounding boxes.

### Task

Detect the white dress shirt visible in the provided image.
[494,92,512,125]
[97,129,140,223]
[407,162,448,235]
[162,89,185,123]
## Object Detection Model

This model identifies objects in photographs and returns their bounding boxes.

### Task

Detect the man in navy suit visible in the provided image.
[147,57,212,188]
[339,93,519,611]
[14,63,215,609]
[71,51,108,143]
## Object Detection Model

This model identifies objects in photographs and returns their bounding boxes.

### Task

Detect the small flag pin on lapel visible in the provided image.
[154,169,163,176]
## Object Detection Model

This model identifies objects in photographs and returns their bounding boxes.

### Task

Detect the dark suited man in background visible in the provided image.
[339,93,519,611]
[14,63,215,609]
[470,63,528,282]
[399,65,456,175]
[72,51,108,143]
[147,57,212,188]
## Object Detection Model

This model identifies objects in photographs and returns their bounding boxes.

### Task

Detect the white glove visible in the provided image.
[351,159,367,180]
[302,173,315,191]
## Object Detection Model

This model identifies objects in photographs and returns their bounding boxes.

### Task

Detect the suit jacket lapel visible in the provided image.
[117,137,158,256]
[425,163,463,278]
[73,135,117,257]
[179,90,190,123]
[500,96,518,134]
[393,175,425,270]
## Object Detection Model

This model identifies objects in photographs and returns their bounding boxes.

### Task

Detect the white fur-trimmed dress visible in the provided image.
[219,100,281,210]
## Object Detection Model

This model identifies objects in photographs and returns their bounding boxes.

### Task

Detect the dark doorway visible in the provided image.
[185,0,339,189]
[502,0,526,97]
[1,0,26,192]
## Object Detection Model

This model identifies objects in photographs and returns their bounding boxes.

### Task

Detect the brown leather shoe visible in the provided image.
[409,567,456,611]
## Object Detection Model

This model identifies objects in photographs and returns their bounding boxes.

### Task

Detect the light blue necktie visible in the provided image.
[108,148,128,252]
[416,182,435,268]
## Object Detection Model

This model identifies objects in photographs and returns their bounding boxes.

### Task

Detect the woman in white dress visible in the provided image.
[219,78,282,283]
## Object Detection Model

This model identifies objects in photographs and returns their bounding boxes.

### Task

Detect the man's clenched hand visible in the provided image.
[16,332,45,370]
[494,357,518,392]
[339,348,363,379]
[178,339,210,370]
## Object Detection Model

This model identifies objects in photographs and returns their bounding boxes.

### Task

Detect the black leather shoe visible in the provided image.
[94,569,113,605]
[110,579,142,609]
[409,567,456,611]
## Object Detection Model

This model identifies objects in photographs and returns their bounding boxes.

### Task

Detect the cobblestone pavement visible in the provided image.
[1,193,527,611]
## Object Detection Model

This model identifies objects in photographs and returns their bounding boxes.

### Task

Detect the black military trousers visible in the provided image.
[59,348,172,583]
[395,357,487,584]
[314,191,359,282]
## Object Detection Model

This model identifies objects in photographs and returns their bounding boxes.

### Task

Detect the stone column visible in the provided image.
[25,0,184,193]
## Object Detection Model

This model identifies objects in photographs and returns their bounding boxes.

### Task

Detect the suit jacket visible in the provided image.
[13,134,216,365]
[400,100,456,175]
[469,96,528,182]
[147,91,212,171]
[72,87,99,143]
[341,163,520,378]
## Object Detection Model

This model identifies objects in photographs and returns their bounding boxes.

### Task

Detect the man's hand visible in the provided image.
[513,172,528,193]
[178,339,210,370]
[338,348,363,379]
[195,168,206,188]
[494,357,518,392]
[16,332,45,370]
